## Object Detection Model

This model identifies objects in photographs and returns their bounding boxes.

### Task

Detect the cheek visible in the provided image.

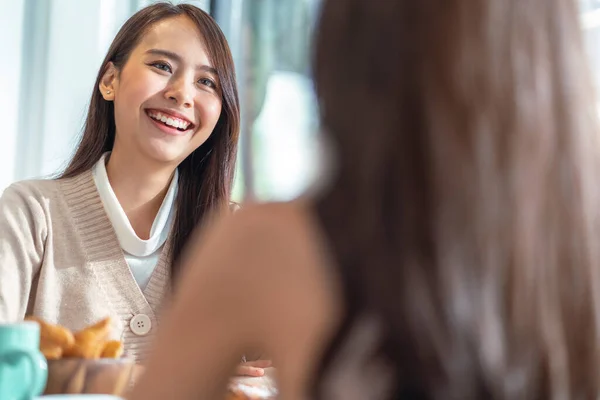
[117,72,163,116]
[120,83,154,110]
[198,96,223,129]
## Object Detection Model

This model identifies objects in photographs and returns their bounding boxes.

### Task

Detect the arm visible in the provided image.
[129,204,341,400]
[129,209,275,399]
[0,183,47,321]
[229,200,274,376]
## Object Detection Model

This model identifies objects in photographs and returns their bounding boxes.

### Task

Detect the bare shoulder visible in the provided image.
[218,200,336,289]
[194,200,326,267]
[182,199,342,351]
[152,202,343,398]
[190,200,338,295]
[228,200,320,253]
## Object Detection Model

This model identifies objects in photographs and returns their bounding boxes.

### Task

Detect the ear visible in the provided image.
[99,62,118,101]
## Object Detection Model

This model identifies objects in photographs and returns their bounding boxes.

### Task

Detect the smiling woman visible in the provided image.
[0,2,244,369]
[97,15,224,167]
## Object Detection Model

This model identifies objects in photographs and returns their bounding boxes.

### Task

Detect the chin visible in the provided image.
[142,143,187,166]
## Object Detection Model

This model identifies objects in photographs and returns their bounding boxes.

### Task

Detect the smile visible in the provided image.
[145,109,194,132]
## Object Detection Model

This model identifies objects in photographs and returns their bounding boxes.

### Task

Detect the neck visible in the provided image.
[105,149,176,240]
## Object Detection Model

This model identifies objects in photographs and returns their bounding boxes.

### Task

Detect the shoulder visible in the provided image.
[208,201,322,266]
[221,202,343,378]
[182,199,342,336]
[1,171,99,224]
[0,179,61,238]
[3,178,58,195]
[181,199,339,302]
[1,178,60,210]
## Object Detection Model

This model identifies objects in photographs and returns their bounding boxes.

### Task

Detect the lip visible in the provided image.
[144,108,195,136]
[146,114,188,136]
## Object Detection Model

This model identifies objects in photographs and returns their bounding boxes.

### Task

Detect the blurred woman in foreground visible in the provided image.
[131,0,600,398]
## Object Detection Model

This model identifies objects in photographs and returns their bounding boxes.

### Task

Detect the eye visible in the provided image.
[198,77,217,89]
[150,61,172,73]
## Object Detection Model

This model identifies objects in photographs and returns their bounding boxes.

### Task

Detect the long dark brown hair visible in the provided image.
[314,0,600,398]
[61,3,239,280]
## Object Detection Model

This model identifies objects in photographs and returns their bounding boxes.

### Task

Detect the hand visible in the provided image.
[235,359,272,377]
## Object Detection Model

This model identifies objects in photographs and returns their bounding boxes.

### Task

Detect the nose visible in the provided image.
[164,76,194,108]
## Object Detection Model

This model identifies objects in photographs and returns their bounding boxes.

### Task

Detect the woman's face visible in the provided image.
[100,15,222,166]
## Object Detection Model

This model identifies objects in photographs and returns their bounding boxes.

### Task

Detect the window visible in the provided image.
[582,0,600,107]
[2,0,599,198]
[214,0,322,202]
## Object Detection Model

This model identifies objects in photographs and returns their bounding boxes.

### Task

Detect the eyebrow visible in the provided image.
[145,48,218,75]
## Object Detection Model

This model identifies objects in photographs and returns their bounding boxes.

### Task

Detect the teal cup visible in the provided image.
[0,322,48,399]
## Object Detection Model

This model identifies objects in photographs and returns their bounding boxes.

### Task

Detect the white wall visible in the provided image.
[0,0,25,192]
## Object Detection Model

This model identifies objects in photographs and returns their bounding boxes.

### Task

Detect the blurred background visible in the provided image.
[0,0,599,201]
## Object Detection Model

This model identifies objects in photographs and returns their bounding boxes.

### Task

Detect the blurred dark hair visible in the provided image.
[314,0,600,397]
[61,2,239,280]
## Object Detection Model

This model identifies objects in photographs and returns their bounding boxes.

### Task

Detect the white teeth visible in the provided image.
[148,111,190,130]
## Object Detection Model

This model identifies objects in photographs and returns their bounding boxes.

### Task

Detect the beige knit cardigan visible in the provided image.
[0,170,171,363]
